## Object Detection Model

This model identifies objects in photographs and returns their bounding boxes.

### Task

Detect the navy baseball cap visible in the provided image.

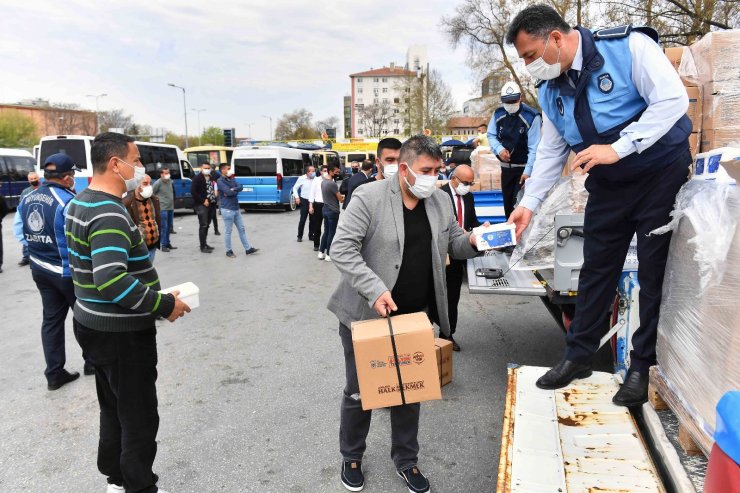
[43,153,79,173]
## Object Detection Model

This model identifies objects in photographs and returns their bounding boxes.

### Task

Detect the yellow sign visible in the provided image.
[332,142,378,152]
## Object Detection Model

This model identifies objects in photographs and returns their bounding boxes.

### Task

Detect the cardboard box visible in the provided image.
[351,313,442,410]
[701,83,740,130]
[701,128,740,153]
[664,47,685,72]
[685,86,702,132]
[689,133,699,159]
[689,30,740,84]
[435,338,453,387]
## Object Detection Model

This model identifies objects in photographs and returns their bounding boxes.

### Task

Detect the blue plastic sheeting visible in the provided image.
[472,190,505,224]
[715,391,740,465]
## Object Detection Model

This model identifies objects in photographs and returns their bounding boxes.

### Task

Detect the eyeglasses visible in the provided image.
[453,177,475,186]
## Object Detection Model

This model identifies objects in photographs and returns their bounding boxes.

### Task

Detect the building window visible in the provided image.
[358,129,363,135]
[383,98,389,103]
[382,77,388,82]
[374,98,379,103]
[394,128,399,134]
[374,77,379,82]
[394,119,399,124]
[358,88,363,93]
[382,87,388,93]
[358,77,363,83]
[394,109,399,114]
[394,98,400,104]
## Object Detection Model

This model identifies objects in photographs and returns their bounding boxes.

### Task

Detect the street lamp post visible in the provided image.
[192,108,206,144]
[244,122,253,140]
[167,83,189,148]
[261,114,273,141]
[86,93,107,133]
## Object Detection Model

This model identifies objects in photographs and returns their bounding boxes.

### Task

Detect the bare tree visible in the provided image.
[443,0,596,106]
[395,69,457,135]
[42,103,93,135]
[597,0,738,45]
[357,103,393,138]
[99,109,133,133]
[274,109,320,141]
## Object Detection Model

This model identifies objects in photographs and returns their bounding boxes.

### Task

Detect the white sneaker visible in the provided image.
[325,255,332,262]
[106,485,124,493]
[318,252,325,260]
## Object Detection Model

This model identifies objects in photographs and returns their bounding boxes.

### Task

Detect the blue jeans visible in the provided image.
[222,208,252,252]
[148,248,156,263]
[160,210,174,248]
[320,208,339,254]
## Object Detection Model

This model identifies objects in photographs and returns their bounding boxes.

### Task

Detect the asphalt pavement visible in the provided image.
[0,207,611,492]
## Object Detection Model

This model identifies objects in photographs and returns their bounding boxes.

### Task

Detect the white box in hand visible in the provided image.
[161,282,199,309]
[473,223,517,250]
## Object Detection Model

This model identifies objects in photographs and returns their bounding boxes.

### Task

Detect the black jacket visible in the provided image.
[440,183,480,231]
[191,173,216,206]
[342,171,370,209]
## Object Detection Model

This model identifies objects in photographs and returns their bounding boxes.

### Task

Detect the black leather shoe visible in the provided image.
[18,258,30,266]
[170,230,177,234]
[48,370,80,391]
[245,248,259,255]
[613,370,649,407]
[297,237,303,242]
[536,359,592,389]
[205,244,215,250]
[84,364,95,376]
[200,247,213,254]
[168,245,178,250]
[161,247,171,253]
[214,231,221,236]
[440,334,461,351]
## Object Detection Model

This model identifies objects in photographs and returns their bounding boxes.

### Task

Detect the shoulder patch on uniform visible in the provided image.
[535,79,546,89]
[556,97,565,116]
[594,25,631,40]
[598,73,614,94]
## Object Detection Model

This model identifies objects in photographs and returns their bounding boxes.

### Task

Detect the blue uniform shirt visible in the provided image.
[521,25,691,212]
[487,103,542,176]
[18,182,75,277]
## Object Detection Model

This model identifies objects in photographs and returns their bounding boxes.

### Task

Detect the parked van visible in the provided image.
[185,145,234,174]
[0,149,36,209]
[230,146,312,210]
[38,136,194,208]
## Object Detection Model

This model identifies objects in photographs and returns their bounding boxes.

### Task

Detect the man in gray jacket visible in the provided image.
[152,167,177,252]
[328,135,480,493]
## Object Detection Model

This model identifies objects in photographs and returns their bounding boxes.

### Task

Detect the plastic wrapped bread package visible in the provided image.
[509,173,588,270]
[651,179,740,446]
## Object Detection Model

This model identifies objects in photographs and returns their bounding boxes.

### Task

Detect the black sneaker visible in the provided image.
[83,364,95,376]
[245,248,259,255]
[226,250,236,258]
[397,466,430,493]
[200,247,213,254]
[205,244,215,250]
[297,237,303,242]
[341,460,364,491]
[18,258,30,266]
[161,247,171,253]
[168,245,178,250]
[170,230,177,234]
[214,231,221,236]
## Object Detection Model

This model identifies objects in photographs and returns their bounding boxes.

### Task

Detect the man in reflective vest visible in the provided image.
[506,5,692,406]
[487,81,542,218]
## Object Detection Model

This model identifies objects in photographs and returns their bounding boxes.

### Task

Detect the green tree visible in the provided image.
[0,110,39,148]
[275,109,320,141]
[200,126,225,146]
[164,132,186,148]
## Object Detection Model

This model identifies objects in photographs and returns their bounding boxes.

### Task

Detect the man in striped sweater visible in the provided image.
[66,132,189,493]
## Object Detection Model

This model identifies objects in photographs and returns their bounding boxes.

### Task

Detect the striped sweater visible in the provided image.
[65,188,175,332]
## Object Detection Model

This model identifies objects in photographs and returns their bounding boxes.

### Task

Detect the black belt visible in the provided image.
[500,163,526,169]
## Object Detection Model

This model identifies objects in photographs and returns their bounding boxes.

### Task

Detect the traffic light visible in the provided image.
[223,128,236,147]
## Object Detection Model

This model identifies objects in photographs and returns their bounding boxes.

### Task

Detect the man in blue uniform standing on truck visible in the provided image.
[506,5,692,407]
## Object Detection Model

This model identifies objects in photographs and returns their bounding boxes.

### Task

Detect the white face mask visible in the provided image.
[455,183,470,196]
[525,35,562,80]
[503,102,521,114]
[202,168,211,176]
[227,169,235,177]
[117,158,146,192]
[404,165,437,199]
[383,164,398,178]
[322,171,329,179]
[161,173,170,181]
[140,185,153,199]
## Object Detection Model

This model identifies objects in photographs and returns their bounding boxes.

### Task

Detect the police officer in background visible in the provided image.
[487,81,542,218]
[507,5,693,407]
[19,153,93,390]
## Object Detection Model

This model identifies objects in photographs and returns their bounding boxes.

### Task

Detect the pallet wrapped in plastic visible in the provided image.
[509,173,588,270]
[652,179,740,447]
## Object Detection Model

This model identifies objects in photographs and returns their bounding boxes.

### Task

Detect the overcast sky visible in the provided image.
[0,0,484,140]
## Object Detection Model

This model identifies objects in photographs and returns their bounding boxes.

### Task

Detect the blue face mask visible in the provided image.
[308,172,316,178]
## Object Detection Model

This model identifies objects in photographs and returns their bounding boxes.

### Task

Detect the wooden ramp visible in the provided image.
[498,366,665,493]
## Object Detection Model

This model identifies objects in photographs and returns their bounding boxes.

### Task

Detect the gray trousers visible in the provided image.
[339,323,420,471]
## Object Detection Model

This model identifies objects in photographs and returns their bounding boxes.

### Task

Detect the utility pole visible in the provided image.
[167,83,189,147]
[86,93,107,133]
[261,114,273,140]
[192,108,206,144]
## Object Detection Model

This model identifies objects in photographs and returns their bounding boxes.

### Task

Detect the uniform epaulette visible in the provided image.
[535,79,546,89]
[594,24,659,43]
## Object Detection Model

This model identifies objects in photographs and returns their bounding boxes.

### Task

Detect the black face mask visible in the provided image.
[30,181,40,187]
